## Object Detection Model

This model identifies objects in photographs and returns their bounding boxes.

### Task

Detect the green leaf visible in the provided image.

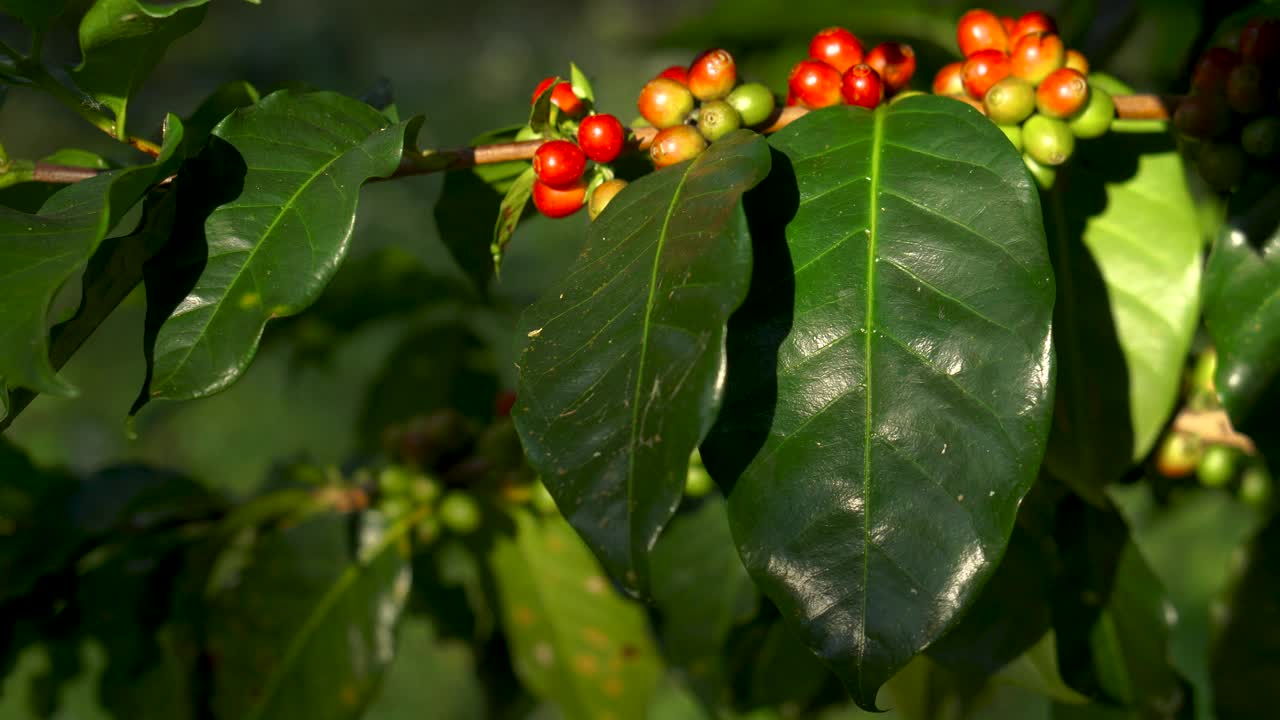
[0,149,111,214]
[363,617,487,720]
[651,497,757,705]
[136,90,419,407]
[1212,514,1280,720]
[0,115,184,400]
[72,0,211,138]
[570,63,594,104]
[204,509,413,720]
[1041,89,1201,503]
[488,508,663,720]
[512,130,772,594]
[491,166,536,272]
[700,97,1055,709]
[184,80,261,152]
[0,0,71,30]
[1203,195,1280,425]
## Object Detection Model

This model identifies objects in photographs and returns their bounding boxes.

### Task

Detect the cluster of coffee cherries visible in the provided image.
[1153,349,1273,509]
[526,76,631,220]
[637,49,777,169]
[933,9,1113,186]
[1173,16,1280,192]
[786,28,917,110]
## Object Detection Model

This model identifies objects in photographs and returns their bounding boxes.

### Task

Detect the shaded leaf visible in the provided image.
[204,510,413,720]
[1042,82,1201,503]
[136,90,419,406]
[513,130,771,594]
[491,166,536,272]
[72,0,211,137]
[0,115,183,401]
[363,617,487,720]
[0,0,70,30]
[184,80,261,152]
[701,97,1054,708]
[487,509,662,720]
[1211,514,1280,720]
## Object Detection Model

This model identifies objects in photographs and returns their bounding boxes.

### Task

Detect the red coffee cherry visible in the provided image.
[1011,11,1058,43]
[577,113,626,163]
[1191,47,1241,95]
[649,125,707,169]
[957,9,1010,57]
[1000,16,1017,37]
[865,42,916,93]
[688,48,738,101]
[531,76,585,116]
[841,64,884,108]
[788,59,843,109]
[1173,93,1232,138]
[961,49,1011,99]
[809,26,865,73]
[1035,67,1089,118]
[657,65,689,85]
[932,61,965,95]
[1010,32,1066,84]
[532,178,587,218]
[638,77,695,129]
[1064,49,1089,75]
[532,139,587,188]
[1240,17,1280,69]
[1227,63,1266,114]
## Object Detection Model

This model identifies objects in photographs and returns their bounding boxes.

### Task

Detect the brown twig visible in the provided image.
[1172,407,1257,455]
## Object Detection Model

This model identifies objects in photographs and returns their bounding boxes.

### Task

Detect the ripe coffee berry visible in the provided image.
[1191,47,1241,95]
[650,125,707,169]
[789,59,843,109]
[1023,114,1075,166]
[841,64,884,108]
[1000,16,1016,37]
[932,62,965,95]
[577,114,626,163]
[809,26,865,73]
[638,78,695,129]
[957,9,1009,57]
[588,178,629,221]
[1010,32,1065,84]
[983,76,1035,125]
[688,48,738,101]
[1067,86,1115,139]
[532,140,586,188]
[866,42,916,93]
[961,49,1011,99]
[531,77,585,117]
[1242,116,1280,158]
[1173,94,1232,138]
[1035,67,1089,119]
[1011,11,1057,43]
[1064,49,1089,75]
[697,99,742,141]
[532,178,587,218]
[727,82,777,126]
[1226,63,1265,115]
[1240,17,1280,69]
[657,65,689,85]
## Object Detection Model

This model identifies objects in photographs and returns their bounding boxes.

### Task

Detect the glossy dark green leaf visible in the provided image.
[1042,88,1201,503]
[512,130,771,594]
[0,149,112,214]
[1203,195,1280,425]
[651,497,758,705]
[184,80,261,152]
[204,509,412,720]
[700,97,1054,709]
[0,116,183,401]
[72,0,211,137]
[0,0,70,29]
[136,90,419,406]
[1212,515,1280,720]
[487,508,662,720]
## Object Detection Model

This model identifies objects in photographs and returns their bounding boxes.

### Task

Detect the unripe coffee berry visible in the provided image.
[727,82,777,127]
[1064,49,1089,74]
[577,114,626,163]
[932,62,965,95]
[1035,67,1089,119]
[1010,32,1065,84]
[998,124,1023,152]
[532,178,587,218]
[865,42,916,93]
[1197,444,1239,488]
[1155,431,1201,478]
[588,178,629,221]
[788,59,843,109]
[961,49,1012,99]
[1226,63,1265,115]
[841,64,884,108]
[1242,116,1280,158]
[957,9,1010,57]
[1197,141,1247,191]
[1011,11,1057,43]
[1240,464,1273,508]
[657,65,689,85]
[1173,94,1231,138]
[697,100,742,142]
[984,76,1036,125]
[688,48,738,101]
[650,125,707,169]
[1067,86,1115,139]
[1191,47,1241,95]
[638,78,695,129]
[439,491,483,534]
[1023,114,1075,166]
[1023,152,1057,190]
[809,26,865,73]
[531,77,585,117]
[533,140,586,188]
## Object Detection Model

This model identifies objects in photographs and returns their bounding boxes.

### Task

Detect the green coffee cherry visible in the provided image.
[1242,116,1280,158]
[1022,153,1056,190]
[697,99,742,142]
[726,82,776,127]
[1068,86,1115,139]
[415,515,442,545]
[380,497,412,520]
[1239,463,1273,508]
[1197,141,1247,192]
[685,451,714,498]
[1023,114,1075,166]
[439,491,483,534]
[1155,431,1201,479]
[998,124,1023,152]
[379,466,414,496]
[411,474,442,504]
[1198,444,1239,488]
[983,76,1036,125]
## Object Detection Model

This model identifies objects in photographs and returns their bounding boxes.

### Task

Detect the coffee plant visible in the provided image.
[1,1,1278,718]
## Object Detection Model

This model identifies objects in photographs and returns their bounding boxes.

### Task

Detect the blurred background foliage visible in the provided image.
[0,0,1270,718]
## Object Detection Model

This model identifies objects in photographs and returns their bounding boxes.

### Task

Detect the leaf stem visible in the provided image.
[18,60,162,157]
